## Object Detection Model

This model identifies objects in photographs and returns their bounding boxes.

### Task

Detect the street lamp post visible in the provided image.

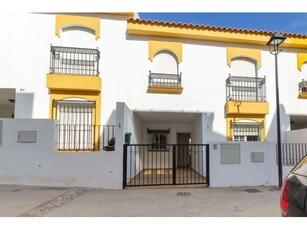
[267,33,286,187]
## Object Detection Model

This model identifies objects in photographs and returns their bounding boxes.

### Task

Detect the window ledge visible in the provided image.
[298,92,307,99]
[147,86,183,94]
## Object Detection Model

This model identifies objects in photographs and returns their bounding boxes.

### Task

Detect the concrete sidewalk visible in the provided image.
[0,184,281,217]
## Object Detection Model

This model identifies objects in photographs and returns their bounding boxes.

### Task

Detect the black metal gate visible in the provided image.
[123,144,209,188]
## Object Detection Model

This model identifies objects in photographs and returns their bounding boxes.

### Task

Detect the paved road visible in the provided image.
[0,184,281,217]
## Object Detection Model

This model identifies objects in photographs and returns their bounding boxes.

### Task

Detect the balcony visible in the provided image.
[47,46,101,92]
[225,75,268,116]
[226,75,266,102]
[298,80,307,99]
[49,46,100,76]
[147,71,183,94]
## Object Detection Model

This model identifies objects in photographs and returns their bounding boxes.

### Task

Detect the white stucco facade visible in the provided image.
[0,12,307,188]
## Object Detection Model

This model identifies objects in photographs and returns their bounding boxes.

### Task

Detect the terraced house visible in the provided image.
[1,12,307,189]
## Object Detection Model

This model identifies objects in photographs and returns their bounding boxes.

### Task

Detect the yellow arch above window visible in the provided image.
[227,47,261,69]
[297,53,307,71]
[148,40,182,63]
[56,15,100,40]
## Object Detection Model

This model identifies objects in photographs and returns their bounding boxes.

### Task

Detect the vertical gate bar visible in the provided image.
[159,148,161,185]
[123,144,127,188]
[179,145,181,184]
[301,144,304,161]
[198,145,201,183]
[187,145,189,184]
[134,145,137,186]
[291,144,294,165]
[300,144,302,163]
[185,144,190,183]
[201,145,204,183]
[138,145,141,186]
[286,143,289,165]
[167,146,173,184]
[152,147,154,185]
[190,145,193,183]
[173,145,176,185]
[281,144,285,164]
[206,144,210,186]
[295,144,298,165]
[148,145,150,185]
[178,145,180,184]
[129,145,133,186]
[143,146,146,187]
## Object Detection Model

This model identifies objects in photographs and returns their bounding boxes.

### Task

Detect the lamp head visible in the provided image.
[267,33,286,55]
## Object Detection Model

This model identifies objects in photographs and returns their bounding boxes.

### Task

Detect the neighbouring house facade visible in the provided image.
[1,12,307,188]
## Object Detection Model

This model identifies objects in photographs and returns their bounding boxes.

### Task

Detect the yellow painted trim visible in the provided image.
[227,47,261,69]
[56,15,100,40]
[46,74,101,92]
[147,86,183,94]
[102,12,135,17]
[148,40,182,63]
[127,20,307,49]
[226,117,266,141]
[297,53,307,71]
[298,92,307,99]
[225,101,269,116]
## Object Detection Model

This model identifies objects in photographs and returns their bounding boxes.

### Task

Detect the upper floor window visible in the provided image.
[61,26,97,48]
[149,51,182,88]
[230,57,257,78]
[151,51,179,75]
[147,41,183,94]
[226,56,265,102]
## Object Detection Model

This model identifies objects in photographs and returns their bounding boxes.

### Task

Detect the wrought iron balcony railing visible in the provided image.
[149,71,182,87]
[226,75,266,102]
[299,80,307,94]
[49,46,100,76]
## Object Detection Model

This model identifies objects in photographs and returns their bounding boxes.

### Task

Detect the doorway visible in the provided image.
[177,133,191,168]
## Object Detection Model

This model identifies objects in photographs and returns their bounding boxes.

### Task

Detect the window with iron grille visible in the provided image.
[52,99,96,151]
[149,51,181,88]
[231,121,263,142]
[147,129,170,150]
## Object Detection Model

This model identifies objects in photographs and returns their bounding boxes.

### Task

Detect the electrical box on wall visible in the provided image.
[251,152,265,162]
[220,143,240,164]
[17,131,37,143]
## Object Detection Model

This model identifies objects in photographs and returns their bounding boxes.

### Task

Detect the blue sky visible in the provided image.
[139,13,307,35]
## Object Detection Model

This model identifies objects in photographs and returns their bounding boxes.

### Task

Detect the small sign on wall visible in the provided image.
[17,131,37,143]
[220,143,240,164]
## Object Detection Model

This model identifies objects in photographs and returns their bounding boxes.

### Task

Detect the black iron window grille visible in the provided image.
[149,71,182,87]
[53,100,96,151]
[299,79,307,94]
[147,129,170,150]
[226,75,266,102]
[231,121,264,142]
[49,46,100,76]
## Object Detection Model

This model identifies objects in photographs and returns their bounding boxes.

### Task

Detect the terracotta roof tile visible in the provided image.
[128,18,307,38]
